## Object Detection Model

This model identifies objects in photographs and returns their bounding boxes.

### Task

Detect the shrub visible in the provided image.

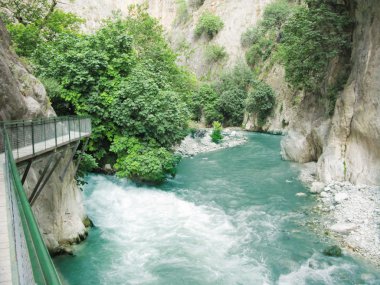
[204,44,228,63]
[218,88,246,126]
[280,2,351,92]
[262,0,293,30]
[211,121,223,143]
[191,84,220,123]
[111,137,180,184]
[194,12,224,39]
[241,27,262,47]
[245,81,275,124]
[214,63,255,126]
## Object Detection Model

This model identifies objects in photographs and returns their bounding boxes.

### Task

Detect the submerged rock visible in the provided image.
[323,245,342,257]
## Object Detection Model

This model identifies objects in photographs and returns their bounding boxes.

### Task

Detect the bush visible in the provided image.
[204,44,228,63]
[194,12,224,39]
[191,84,221,123]
[211,121,223,143]
[262,0,293,30]
[111,137,180,184]
[280,2,351,92]
[218,88,246,126]
[245,81,275,124]
[241,27,262,48]
[214,63,255,126]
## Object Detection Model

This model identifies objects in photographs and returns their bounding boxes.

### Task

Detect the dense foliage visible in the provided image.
[110,137,180,184]
[215,64,255,126]
[194,12,224,39]
[242,0,294,68]
[245,82,276,125]
[8,4,195,183]
[280,0,351,92]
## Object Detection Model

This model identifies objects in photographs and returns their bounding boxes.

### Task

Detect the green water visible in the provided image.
[55,133,380,284]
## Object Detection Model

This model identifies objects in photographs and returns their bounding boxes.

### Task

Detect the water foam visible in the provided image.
[85,176,270,285]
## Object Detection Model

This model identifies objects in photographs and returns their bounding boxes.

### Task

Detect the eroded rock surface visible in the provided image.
[0,20,87,253]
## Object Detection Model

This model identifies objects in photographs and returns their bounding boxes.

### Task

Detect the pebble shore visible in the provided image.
[174,128,247,157]
[299,163,380,266]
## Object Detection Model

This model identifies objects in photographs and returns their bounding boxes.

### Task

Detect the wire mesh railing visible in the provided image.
[0,116,91,160]
[0,116,91,284]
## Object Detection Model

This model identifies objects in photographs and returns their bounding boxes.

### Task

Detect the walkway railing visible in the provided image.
[1,116,91,161]
[0,116,91,285]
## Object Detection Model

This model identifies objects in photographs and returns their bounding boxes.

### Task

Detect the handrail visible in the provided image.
[0,115,91,126]
[0,116,92,284]
[4,128,62,284]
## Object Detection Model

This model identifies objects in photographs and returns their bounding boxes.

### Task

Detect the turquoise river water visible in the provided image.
[55,133,380,284]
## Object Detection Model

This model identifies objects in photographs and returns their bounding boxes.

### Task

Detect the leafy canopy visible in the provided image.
[8,5,195,183]
[279,1,351,92]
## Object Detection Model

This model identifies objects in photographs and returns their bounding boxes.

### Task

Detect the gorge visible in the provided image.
[0,0,379,284]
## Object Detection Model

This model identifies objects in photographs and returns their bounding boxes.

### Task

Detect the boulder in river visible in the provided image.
[323,245,342,257]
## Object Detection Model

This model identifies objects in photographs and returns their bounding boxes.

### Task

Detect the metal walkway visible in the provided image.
[0,116,91,285]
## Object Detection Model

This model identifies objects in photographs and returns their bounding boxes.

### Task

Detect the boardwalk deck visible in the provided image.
[0,154,12,285]
[0,128,90,284]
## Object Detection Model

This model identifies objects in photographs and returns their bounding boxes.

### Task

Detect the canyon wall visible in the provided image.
[61,0,380,186]
[0,19,87,252]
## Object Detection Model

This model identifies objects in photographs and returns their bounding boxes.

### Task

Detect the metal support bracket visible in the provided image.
[28,153,55,204]
[21,158,34,185]
[73,137,90,177]
[59,140,80,182]
[30,150,66,206]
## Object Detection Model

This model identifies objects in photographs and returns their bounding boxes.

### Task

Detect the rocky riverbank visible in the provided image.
[298,164,380,266]
[174,128,247,157]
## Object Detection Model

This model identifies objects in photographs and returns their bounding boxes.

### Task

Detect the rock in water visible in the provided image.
[323,245,342,257]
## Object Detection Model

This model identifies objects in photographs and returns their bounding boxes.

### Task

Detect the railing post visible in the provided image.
[78,117,81,138]
[16,124,19,159]
[31,121,35,155]
[68,117,71,142]
[54,118,57,147]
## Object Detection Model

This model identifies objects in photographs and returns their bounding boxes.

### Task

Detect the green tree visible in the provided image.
[245,82,275,124]
[280,1,351,92]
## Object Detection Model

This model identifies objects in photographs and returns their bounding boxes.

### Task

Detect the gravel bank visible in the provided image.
[174,128,247,157]
[298,164,380,266]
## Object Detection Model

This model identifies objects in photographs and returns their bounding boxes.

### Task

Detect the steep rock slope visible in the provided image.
[0,20,87,253]
[61,0,272,76]
[62,0,380,186]
[318,1,380,185]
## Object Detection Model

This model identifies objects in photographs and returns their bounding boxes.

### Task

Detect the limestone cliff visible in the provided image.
[0,19,87,253]
[317,1,380,185]
[61,0,380,186]
[60,0,273,77]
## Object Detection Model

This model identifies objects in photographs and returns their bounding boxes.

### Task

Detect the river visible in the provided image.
[55,133,380,284]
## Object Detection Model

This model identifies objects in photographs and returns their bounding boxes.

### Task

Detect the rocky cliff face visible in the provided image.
[0,19,87,253]
[317,1,380,185]
[60,0,273,77]
[62,0,380,186]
